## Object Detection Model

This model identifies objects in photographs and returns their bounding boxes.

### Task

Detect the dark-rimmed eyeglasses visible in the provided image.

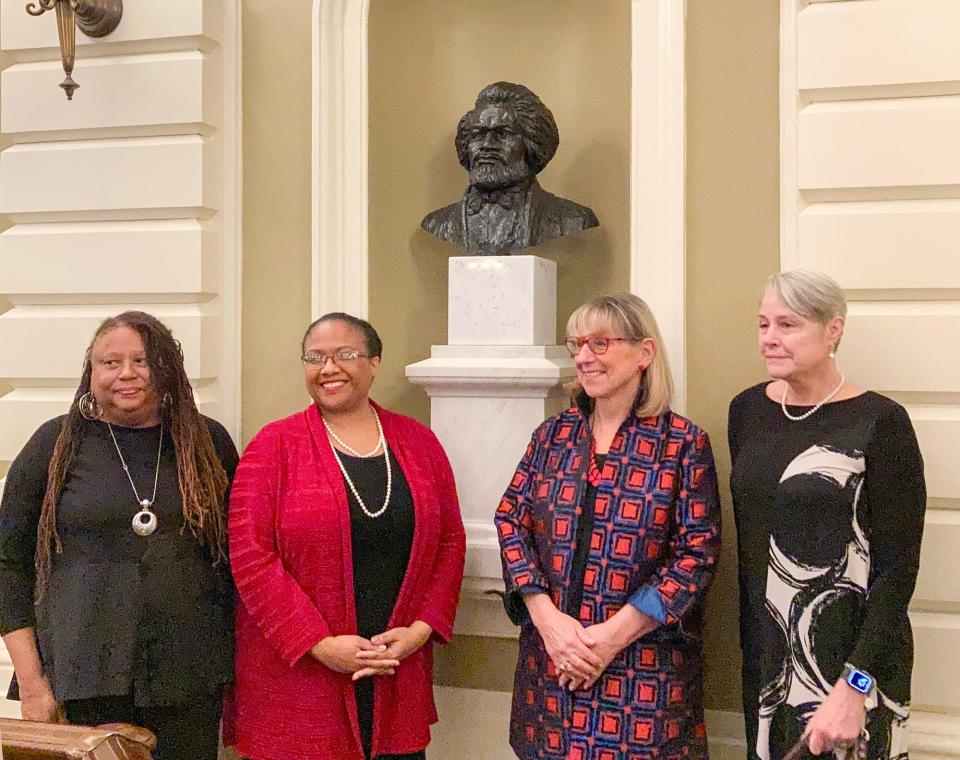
[563,336,636,356]
[301,350,370,366]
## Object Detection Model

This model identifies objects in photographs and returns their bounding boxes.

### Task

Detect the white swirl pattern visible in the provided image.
[756,446,909,760]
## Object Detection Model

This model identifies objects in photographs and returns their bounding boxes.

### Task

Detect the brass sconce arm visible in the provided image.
[25,0,123,100]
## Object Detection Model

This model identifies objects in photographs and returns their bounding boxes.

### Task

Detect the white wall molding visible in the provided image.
[781,0,960,753]
[311,2,688,401]
[630,0,687,412]
[311,0,369,319]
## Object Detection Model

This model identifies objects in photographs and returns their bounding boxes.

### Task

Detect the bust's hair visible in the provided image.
[302,312,383,359]
[565,293,673,418]
[455,82,560,175]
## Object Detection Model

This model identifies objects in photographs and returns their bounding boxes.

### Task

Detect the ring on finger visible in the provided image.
[559,661,570,672]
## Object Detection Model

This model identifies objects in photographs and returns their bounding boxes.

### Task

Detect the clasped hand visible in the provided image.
[527,597,658,693]
[532,607,625,692]
[311,621,432,681]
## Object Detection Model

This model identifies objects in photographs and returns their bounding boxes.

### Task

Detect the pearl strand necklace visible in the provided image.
[781,374,845,422]
[323,410,383,457]
[324,408,392,518]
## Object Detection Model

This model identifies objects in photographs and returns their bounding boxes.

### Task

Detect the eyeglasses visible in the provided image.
[301,350,371,366]
[564,336,636,356]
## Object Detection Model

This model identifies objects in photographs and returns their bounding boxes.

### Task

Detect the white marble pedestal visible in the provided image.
[406,256,575,583]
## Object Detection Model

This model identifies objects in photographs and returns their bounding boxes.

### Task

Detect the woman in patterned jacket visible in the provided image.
[496,293,721,760]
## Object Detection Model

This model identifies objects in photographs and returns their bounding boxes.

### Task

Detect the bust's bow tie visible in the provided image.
[465,186,525,214]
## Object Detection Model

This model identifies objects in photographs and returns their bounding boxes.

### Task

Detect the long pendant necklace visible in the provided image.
[323,408,392,518]
[781,374,845,421]
[108,422,163,536]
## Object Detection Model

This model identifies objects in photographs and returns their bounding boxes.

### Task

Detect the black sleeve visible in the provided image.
[0,418,63,634]
[727,392,745,465]
[204,417,240,490]
[848,403,926,684]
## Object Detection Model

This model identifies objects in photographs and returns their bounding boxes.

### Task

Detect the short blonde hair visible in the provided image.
[565,293,673,417]
[765,269,847,349]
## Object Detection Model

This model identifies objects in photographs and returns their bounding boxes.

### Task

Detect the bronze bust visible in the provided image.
[421,82,599,256]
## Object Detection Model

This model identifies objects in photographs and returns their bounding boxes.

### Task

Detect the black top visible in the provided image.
[565,454,604,618]
[339,448,415,758]
[341,449,415,640]
[0,416,238,706]
[728,383,925,760]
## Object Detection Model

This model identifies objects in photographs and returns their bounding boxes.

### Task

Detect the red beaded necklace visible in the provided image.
[587,435,603,487]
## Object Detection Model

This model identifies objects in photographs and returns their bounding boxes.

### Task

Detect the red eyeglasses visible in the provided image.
[563,336,636,356]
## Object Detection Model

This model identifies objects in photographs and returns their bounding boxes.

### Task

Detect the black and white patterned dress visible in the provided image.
[729,383,926,760]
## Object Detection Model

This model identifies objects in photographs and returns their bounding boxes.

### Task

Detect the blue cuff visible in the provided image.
[518,585,547,597]
[627,585,667,624]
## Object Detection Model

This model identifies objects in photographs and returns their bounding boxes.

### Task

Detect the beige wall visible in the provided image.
[240,1,782,708]
[368,0,632,422]
[240,1,314,445]
[686,1,781,712]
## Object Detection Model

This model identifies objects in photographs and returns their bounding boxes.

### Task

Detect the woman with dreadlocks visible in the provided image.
[0,311,238,759]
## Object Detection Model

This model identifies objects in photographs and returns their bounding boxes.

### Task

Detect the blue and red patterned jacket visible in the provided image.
[495,400,721,760]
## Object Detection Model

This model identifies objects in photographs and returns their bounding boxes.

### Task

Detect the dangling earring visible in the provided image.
[78,392,102,420]
[829,347,837,359]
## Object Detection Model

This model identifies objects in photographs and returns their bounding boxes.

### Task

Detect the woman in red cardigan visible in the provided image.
[228,313,466,760]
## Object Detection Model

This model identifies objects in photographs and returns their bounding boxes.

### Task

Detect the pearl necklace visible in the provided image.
[323,410,383,457]
[323,408,392,518]
[780,374,845,421]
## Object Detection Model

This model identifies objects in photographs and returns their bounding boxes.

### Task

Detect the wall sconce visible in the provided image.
[25,0,123,100]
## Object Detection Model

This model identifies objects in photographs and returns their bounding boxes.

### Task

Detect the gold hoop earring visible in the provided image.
[78,392,102,420]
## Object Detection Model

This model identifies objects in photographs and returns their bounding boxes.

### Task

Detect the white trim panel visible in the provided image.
[0,136,213,216]
[0,220,217,300]
[1,52,211,135]
[798,0,960,92]
[0,306,218,380]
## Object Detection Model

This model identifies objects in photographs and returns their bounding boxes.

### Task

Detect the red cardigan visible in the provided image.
[226,403,465,760]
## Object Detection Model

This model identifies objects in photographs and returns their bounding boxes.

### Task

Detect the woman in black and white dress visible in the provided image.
[729,270,925,759]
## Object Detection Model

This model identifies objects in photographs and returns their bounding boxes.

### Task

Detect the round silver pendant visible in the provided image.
[132,508,158,537]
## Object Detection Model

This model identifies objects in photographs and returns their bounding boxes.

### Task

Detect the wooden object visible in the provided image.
[0,718,155,759]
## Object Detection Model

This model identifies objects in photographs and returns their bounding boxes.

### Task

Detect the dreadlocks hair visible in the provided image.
[35,311,230,598]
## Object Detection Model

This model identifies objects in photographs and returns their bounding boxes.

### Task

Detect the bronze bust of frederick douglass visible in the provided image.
[421,82,599,256]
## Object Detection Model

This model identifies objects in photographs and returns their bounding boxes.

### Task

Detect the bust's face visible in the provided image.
[463,104,531,191]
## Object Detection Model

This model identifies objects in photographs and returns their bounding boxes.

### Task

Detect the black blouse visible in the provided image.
[339,448,415,759]
[729,383,925,760]
[0,416,238,706]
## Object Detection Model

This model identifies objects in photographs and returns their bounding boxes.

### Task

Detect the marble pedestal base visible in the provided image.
[406,346,573,578]
[406,257,574,581]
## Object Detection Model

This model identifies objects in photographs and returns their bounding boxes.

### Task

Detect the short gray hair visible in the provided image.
[765,269,847,323]
[764,269,847,349]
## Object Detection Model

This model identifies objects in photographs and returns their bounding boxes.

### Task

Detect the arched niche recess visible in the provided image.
[311,0,687,409]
